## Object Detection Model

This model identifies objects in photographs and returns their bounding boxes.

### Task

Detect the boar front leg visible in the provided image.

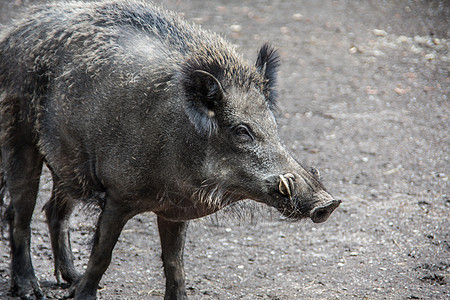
[70,199,133,300]
[157,216,188,300]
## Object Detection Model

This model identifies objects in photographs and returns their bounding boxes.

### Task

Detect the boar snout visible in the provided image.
[265,171,340,222]
[310,199,341,223]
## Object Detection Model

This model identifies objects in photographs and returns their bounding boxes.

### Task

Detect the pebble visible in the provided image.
[410,45,422,54]
[373,29,387,36]
[397,35,410,43]
[432,38,441,45]
[424,53,435,60]
[413,35,427,44]
[372,50,385,57]
[394,86,410,95]
[292,13,303,21]
[434,173,448,180]
[230,24,242,33]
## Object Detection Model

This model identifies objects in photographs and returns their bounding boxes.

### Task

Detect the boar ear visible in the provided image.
[255,43,280,109]
[182,69,224,137]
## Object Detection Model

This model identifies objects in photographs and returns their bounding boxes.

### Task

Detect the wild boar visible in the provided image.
[0,1,340,299]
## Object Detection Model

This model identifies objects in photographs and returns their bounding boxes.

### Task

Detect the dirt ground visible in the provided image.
[0,0,448,299]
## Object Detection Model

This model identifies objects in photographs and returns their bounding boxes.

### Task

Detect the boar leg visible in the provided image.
[71,199,132,300]
[157,216,188,300]
[44,181,79,285]
[2,134,44,299]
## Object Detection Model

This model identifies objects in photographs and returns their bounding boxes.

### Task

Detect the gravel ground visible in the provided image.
[0,0,448,299]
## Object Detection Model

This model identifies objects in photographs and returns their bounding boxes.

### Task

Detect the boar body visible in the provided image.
[0,1,340,299]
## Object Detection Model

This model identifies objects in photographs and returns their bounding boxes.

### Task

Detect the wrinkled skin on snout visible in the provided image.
[0,1,340,300]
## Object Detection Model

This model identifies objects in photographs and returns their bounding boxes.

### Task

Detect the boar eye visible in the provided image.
[234,125,253,139]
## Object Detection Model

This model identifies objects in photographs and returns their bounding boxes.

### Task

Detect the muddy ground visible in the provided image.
[0,0,448,299]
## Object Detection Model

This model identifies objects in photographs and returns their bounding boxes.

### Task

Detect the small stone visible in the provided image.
[349,46,358,54]
[230,24,242,33]
[436,173,448,180]
[410,45,422,54]
[432,38,441,45]
[394,86,410,95]
[372,50,385,57]
[424,53,435,60]
[349,252,358,256]
[414,35,429,45]
[366,86,378,94]
[397,35,410,43]
[373,29,387,36]
[292,13,303,21]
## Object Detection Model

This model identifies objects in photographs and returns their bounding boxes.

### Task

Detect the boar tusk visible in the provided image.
[284,173,295,179]
[278,174,292,199]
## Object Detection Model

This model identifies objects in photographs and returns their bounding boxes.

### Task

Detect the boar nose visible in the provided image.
[310,199,341,223]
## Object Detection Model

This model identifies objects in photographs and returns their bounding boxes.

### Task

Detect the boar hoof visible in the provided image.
[310,200,341,223]
[9,275,47,300]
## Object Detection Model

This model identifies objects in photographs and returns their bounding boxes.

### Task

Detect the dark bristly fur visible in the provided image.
[0,1,338,299]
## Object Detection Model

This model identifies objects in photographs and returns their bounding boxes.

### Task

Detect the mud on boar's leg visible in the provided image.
[157,216,189,300]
